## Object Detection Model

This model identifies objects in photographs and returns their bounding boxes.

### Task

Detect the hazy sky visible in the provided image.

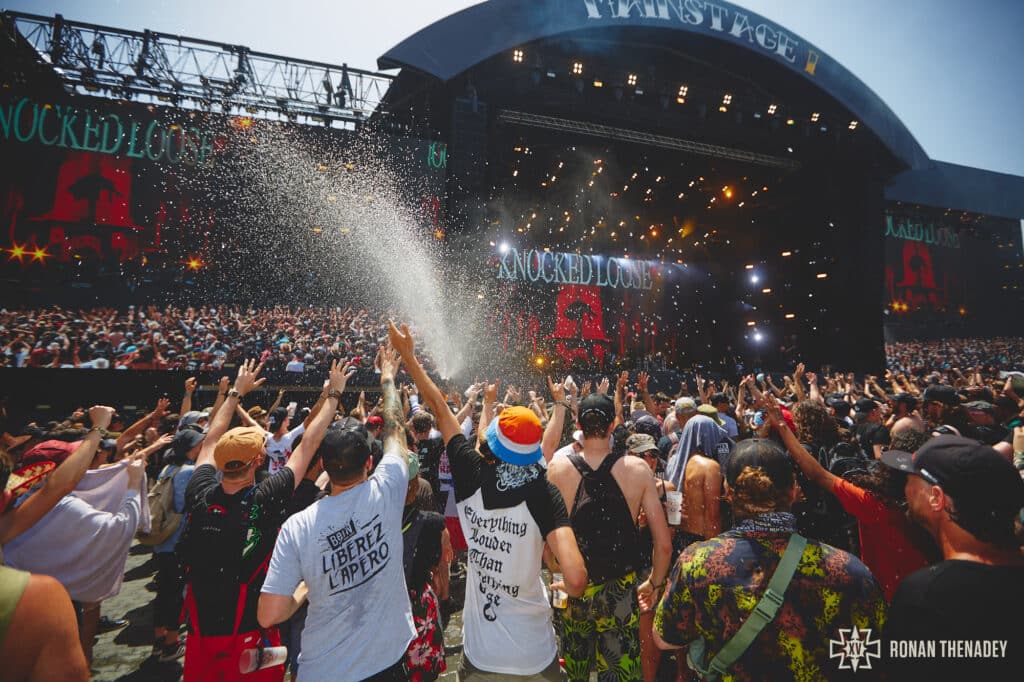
[7,0,1024,177]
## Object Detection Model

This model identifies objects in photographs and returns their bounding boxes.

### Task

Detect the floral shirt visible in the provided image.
[406,585,446,681]
[654,512,887,681]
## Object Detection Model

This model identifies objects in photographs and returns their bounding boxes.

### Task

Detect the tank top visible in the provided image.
[0,565,30,647]
[567,451,640,584]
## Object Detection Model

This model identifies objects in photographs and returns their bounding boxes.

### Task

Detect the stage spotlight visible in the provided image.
[750,274,760,284]
[534,356,546,367]
[513,49,524,63]
[781,251,792,257]
[810,112,820,122]
[786,118,795,126]
[572,61,584,75]
[767,103,777,115]
[186,257,203,271]
[722,93,732,105]
[816,273,828,279]
[753,332,764,342]
[848,120,859,130]
[499,242,510,254]
[593,79,604,88]
[785,313,796,319]
[627,73,638,86]
[745,264,754,269]
[678,84,688,98]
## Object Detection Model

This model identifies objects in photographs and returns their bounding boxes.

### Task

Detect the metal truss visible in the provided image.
[498,109,801,171]
[3,11,393,125]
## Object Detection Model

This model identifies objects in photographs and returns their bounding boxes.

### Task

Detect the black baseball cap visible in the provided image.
[318,419,373,477]
[578,393,616,426]
[881,436,1024,518]
[893,393,918,407]
[268,407,289,430]
[853,398,880,418]
[922,384,959,406]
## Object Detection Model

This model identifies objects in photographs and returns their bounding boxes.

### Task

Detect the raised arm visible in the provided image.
[614,371,628,427]
[180,377,196,416]
[0,406,113,545]
[268,388,286,414]
[637,372,658,417]
[115,398,168,455]
[285,360,354,487]
[378,344,408,468]
[387,321,461,445]
[542,376,570,463]
[792,363,807,402]
[807,372,823,405]
[235,403,262,429]
[206,376,231,421]
[196,361,266,469]
[762,397,836,491]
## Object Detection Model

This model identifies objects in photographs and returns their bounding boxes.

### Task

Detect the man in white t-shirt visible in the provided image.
[259,345,413,682]
[389,321,587,680]
[266,407,305,475]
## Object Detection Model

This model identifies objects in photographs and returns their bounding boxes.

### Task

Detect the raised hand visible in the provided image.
[805,371,817,386]
[88,405,115,430]
[379,344,401,382]
[760,395,784,427]
[387,320,415,359]
[330,359,358,393]
[580,380,592,397]
[153,397,171,419]
[218,376,231,395]
[794,362,805,379]
[548,376,566,403]
[637,371,650,393]
[597,376,610,395]
[484,380,500,404]
[233,359,266,397]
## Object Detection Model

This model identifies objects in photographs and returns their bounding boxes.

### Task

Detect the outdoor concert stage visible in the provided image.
[2,1,1023,382]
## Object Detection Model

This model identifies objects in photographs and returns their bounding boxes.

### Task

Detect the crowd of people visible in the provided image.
[0,305,419,374]
[1,322,1023,682]
[886,337,1024,375]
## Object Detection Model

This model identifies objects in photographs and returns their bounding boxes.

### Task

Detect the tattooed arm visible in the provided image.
[378,344,409,467]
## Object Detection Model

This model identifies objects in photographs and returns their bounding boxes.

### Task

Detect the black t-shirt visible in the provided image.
[417,436,446,503]
[445,434,568,538]
[887,560,1024,676]
[402,506,445,595]
[182,464,295,636]
[853,422,890,456]
[285,477,323,518]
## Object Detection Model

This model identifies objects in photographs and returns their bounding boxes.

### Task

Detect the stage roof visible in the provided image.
[885,162,1024,221]
[380,0,929,171]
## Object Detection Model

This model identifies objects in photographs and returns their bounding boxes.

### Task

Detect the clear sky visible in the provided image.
[6,0,1024,177]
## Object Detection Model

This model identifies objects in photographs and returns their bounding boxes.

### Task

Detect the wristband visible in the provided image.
[554,400,570,410]
[88,426,108,437]
[227,389,241,399]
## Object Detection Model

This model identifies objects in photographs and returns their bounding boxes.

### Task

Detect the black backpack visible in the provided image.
[822,440,871,479]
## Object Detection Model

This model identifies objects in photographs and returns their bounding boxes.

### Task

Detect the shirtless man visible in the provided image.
[665,414,724,547]
[887,393,926,434]
[547,392,672,682]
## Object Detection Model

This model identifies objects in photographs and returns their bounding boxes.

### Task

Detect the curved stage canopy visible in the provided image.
[380,0,929,171]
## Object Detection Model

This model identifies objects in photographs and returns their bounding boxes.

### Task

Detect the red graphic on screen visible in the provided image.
[33,151,141,231]
[886,241,950,311]
[551,285,611,368]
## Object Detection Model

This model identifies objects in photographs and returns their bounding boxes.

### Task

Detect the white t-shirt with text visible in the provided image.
[262,446,414,681]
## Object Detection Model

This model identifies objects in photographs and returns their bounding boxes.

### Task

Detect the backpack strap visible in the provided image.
[696,534,808,679]
[566,452,592,476]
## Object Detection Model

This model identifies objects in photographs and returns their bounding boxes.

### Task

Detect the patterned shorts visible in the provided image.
[558,572,641,682]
